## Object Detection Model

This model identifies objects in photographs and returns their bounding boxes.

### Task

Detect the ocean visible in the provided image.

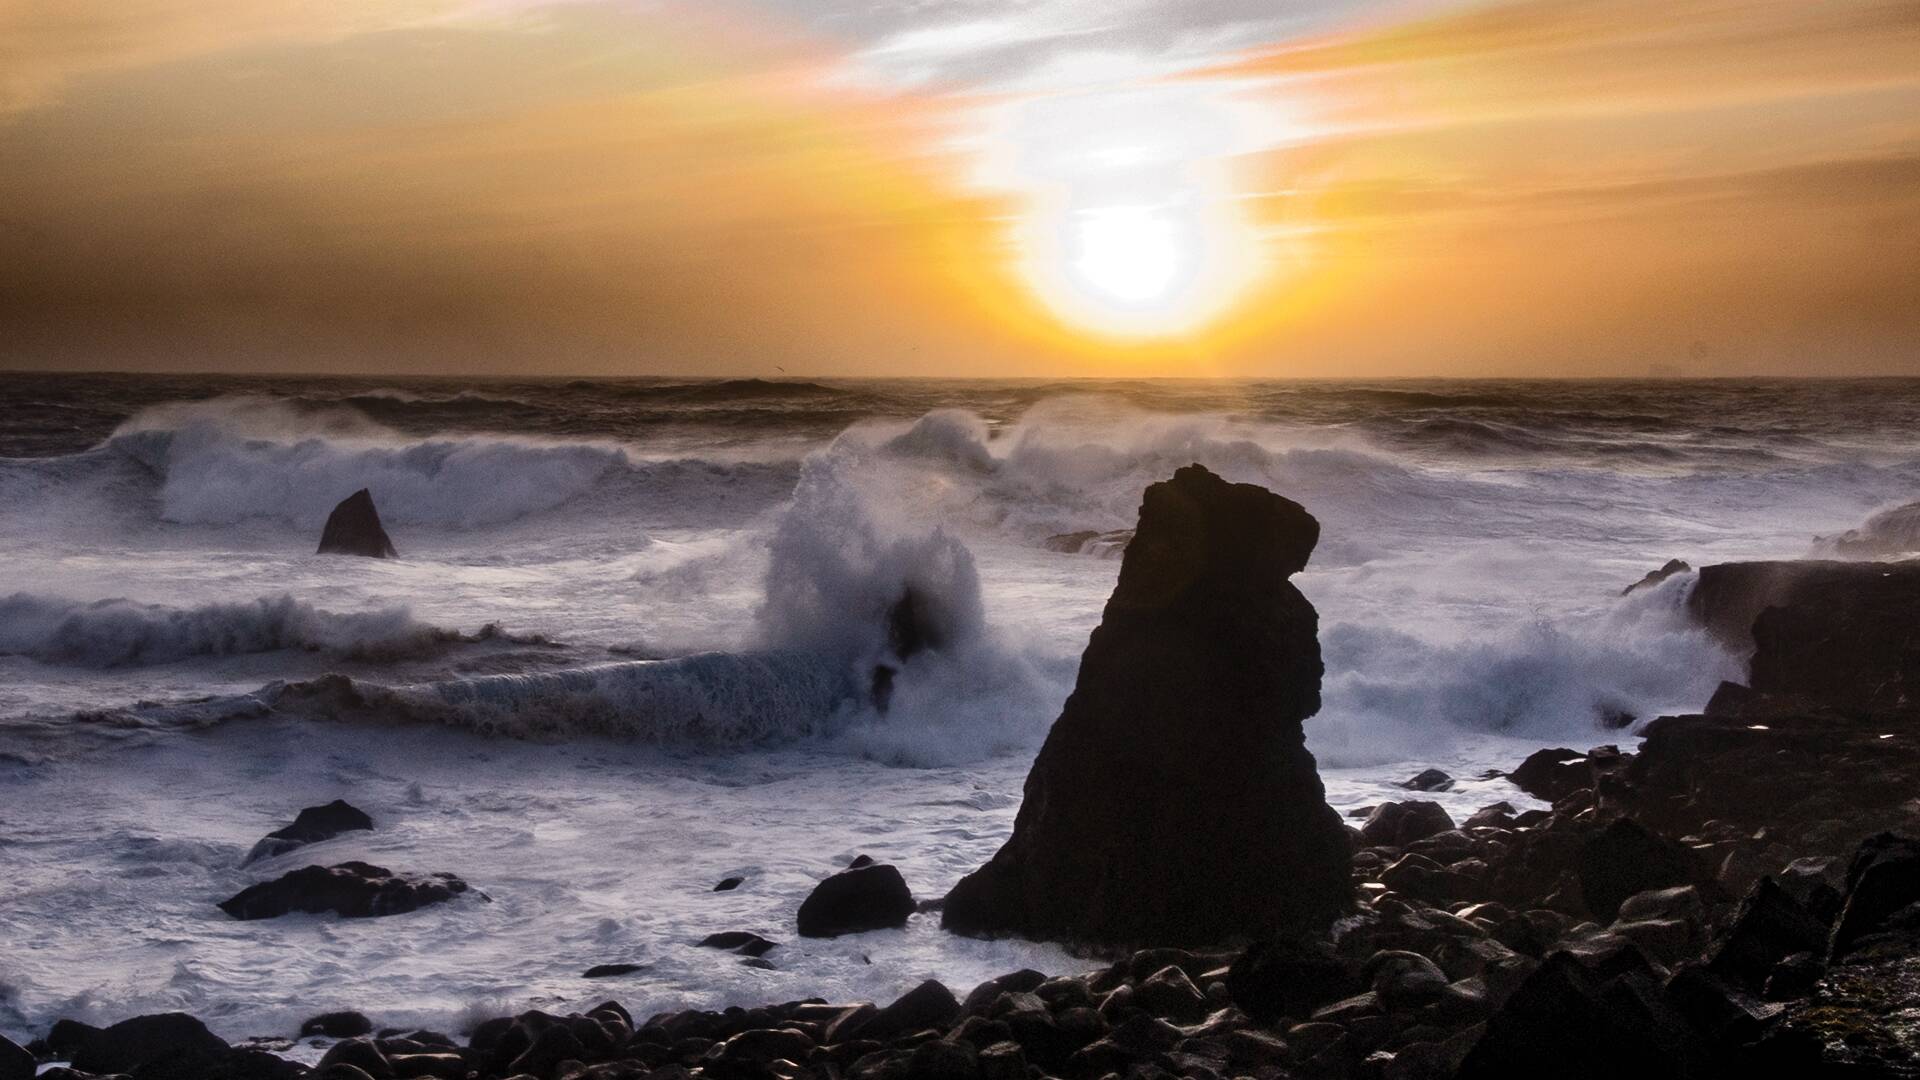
[3,372,1918,1047]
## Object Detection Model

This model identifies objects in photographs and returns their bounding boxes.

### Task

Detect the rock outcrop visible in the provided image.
[1689,559,1920,713]
[218,861,473,920]
[317,488,398,558]
[1622,558,1690,596]
[1814,499,1920,559]
[796,862,916,937]
[243,799,374,864]
[942,464,1351,946]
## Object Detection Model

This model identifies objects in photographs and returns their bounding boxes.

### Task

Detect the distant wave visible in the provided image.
[0,593,525,669]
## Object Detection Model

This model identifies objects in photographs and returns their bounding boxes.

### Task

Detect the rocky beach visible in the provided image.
[9,441,1920,1079]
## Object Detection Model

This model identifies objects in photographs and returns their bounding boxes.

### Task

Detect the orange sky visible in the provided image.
[2,0,1917,376]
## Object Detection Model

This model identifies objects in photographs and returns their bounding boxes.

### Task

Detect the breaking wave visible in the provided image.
[0,593,510,669]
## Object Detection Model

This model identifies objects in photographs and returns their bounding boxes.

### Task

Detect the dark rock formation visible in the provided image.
[1400,768,1454,792]
[244,799,374,864]
[1507,747,1587,802]
[1358,801,1456,848]
[300,1011,373,1038]
[0,1033,31,1080]
[218,862,472,920]
[796,863,915,937]
[317,488,398,558]
[697,931,778,957]
[1041,530,1133,558]
[67,1013,230,1076]
[1623,558,1690,596]
[943,464,1350,946]
[713,876,744,891]
[1576,818,1702,922]
[581,962,647,978]
[1688,559,1920,712]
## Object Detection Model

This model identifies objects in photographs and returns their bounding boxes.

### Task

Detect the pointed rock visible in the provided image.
[317,488,397,558]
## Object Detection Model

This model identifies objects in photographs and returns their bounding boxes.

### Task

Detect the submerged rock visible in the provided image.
[942,464,1351,946]
[218,861,473,920]
[244,799,374,864]
[796,863,915,937]
[1622,558,1690,596]
[317,488,398,558]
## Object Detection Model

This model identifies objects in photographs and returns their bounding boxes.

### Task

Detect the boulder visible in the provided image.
[851,980,962,1042]
[218,862,472,920]
[0,1034,31,1080]
[1359,801,1456,848]
[1705,877,1829,989]
[68,1013,230,1075]
[1576,819,1701,921]
[1400,768,1454,792]
[696,931,778,957]
[245,799,374,864]
[317,488,398,558]
[1507,748,1587,802]
[796,863,915,937]
[301,1011,374,1038]
[1622,559,1690,596]
[942,465,1351,945]
[1688,559,1920,712]
[1830,832,1920,960]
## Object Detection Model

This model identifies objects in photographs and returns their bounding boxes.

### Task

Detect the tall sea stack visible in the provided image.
[317,488,398,558]
[942,464,1351,947]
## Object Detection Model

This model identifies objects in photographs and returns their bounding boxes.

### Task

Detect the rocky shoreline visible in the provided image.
[9,471,1920,1079]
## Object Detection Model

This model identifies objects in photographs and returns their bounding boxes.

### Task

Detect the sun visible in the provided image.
[987,86,1262,339]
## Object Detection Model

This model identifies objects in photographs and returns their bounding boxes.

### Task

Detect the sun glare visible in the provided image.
[982,86,1263,339]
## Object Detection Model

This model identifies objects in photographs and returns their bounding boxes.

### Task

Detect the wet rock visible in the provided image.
[1576,819,1701,921]
[796,863,915,937]
[713,876,744,892]
[319,1038,393,1078]
[1360,801,1456,849]
[1830,831,1920,960]
[1623,559,1691,596]
[1400,769,1454,793]
[218,862,472,920]
[943,465,1350,945]
[68,1013,231,1076]
[1366,951,1448,1011]
[244,800,375,864]
[0,1035,31,1080]
[581,963,647,978]
[1454,953,1695,1079]
[1463,802,1516,829]
[1507,748,1587,803]
[696,931,778,957]
[1134,965,1209,1023]
[302,1011,374,1038]
[855,980,961,1042]
[1704,877,1829,989]
[317,488,398,558]
[1689,558,1920,712]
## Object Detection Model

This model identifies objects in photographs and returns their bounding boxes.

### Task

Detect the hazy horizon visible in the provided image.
[5,0,1918,378]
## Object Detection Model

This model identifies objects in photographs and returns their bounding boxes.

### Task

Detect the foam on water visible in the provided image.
[5,374,1920,1044]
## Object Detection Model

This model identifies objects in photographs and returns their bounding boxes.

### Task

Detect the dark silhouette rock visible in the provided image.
[796,863,914,937]
[1576,819,1701,921]
[1455,953,1704,1080]
[1359,800,1456,848]
[1622,559,1690,596]
[581,963,647,978]
[1688,559,1920,712]
[1830,832,1920,960]
[1508,747,1588,802]
[856,980,961,1042]
[317,488,397,558]
[0,1034,31,1080]
[697,931,778,957]
[1227,938,1357,1024]
[713,876,744,891]
[1400,768,1454,792]
[1705,877,1829,990]
[68,1013,230,1075]
[245,799,374,864]
[218,862,472,920]
[301,1011,374,1038]
[942,464,1350,946]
